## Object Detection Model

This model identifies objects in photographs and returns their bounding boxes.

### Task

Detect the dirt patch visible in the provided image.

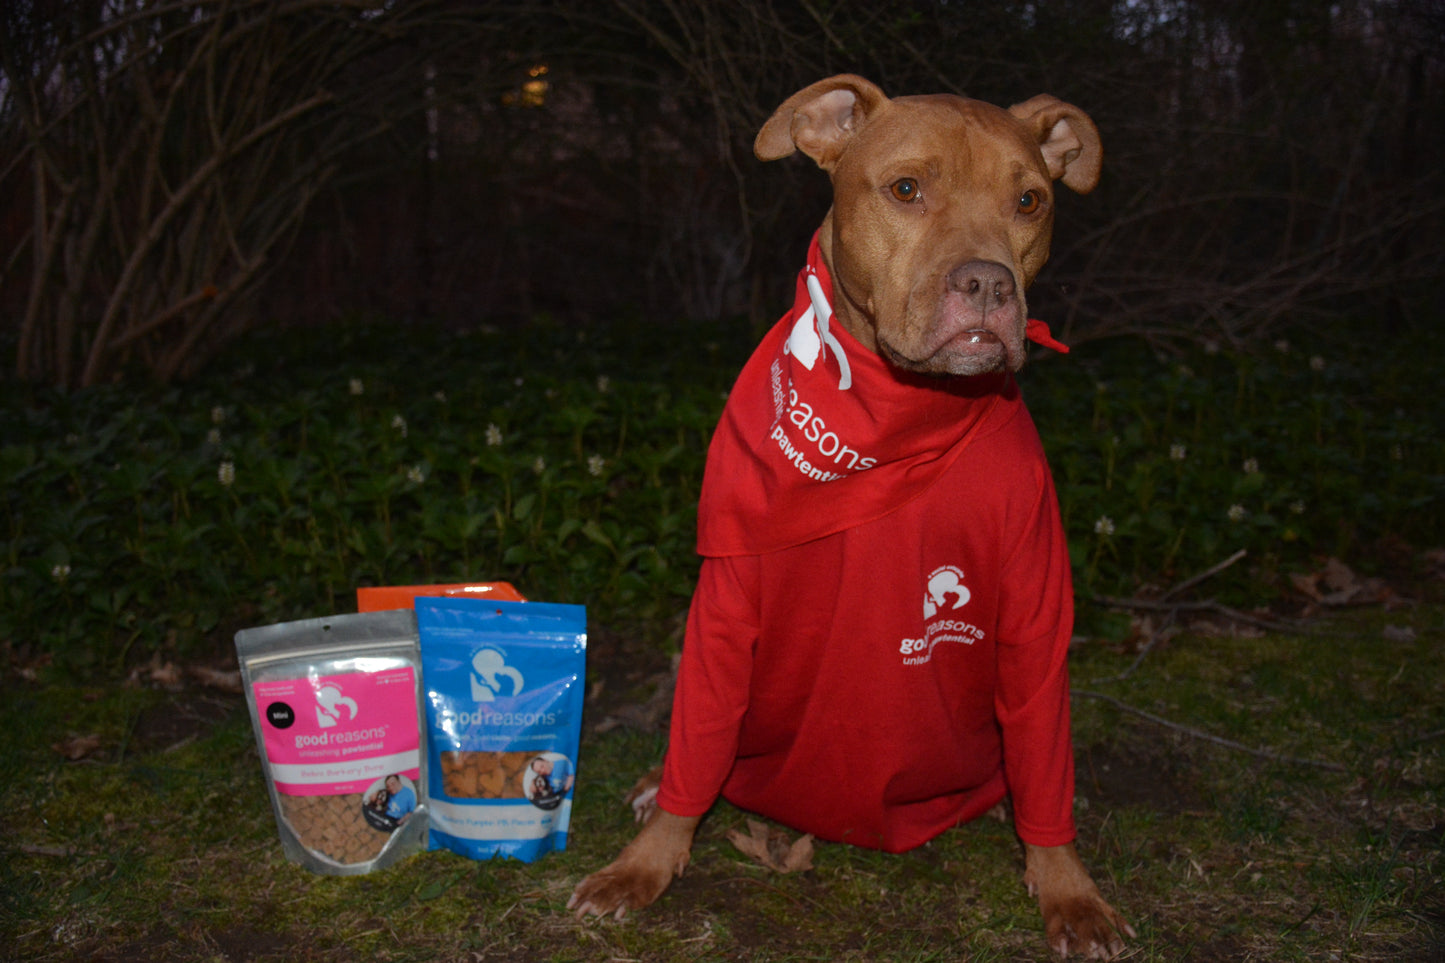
[1076,741,1200,812]
[128,687,242,753]
[207,926,296,962]
[583,621,679,733]
[88,923,295,963]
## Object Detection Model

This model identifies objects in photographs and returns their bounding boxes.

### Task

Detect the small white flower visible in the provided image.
[406,464,426,484]
[434,390,447,403]
[1227,504,1247,522]
[485,423,503,447]
[587,454,606,477]
[1242,458,1259,474]
[1170,443,1187,461]
[349,378,365,396]
[218,460,236,487]
[51,563,71,582]
[391,414,408,438]
[1309,356,1325,372]
[532,456,546,475]
[207,428,222,446]
[597,375,611,394]
[514,377,525,387]
[1290,500,1306,515]
[1274,339,1290,354]
[1204,340,1220,355]
[210,405,226,425]
[1094,516,1115,536]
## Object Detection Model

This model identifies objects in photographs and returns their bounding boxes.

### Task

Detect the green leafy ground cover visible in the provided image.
[2,320,1442,960]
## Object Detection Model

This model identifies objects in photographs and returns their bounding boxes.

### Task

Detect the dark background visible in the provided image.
[3,0,1442,387]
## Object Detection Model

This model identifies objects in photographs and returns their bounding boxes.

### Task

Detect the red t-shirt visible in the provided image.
[655,235,1078,852]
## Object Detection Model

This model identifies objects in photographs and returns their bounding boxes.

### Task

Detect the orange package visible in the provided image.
[357,582,526,613]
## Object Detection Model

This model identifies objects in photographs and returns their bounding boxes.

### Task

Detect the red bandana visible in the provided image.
[697,233,1068,557]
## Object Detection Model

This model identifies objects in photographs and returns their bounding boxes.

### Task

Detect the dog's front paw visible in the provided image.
[569,808,700,921]
[568,861,670,921]
[1024,842,1134,960]
[1040,892,1134,960]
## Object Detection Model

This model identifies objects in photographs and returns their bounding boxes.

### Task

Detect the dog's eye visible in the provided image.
[890,178,920,203]
[1018,190,1043,215]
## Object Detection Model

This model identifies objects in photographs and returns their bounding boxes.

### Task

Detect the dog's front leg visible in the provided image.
[568,808,701,920]
[1023,841,1134,960]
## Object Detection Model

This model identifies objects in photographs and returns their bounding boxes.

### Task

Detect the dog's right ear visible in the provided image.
[755,74,889,171]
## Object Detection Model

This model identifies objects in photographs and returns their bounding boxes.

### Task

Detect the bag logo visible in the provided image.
[470,647,525,702]
[314,683,359,728]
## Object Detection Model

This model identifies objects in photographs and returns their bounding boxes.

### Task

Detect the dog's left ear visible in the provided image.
[1008,96,1102,194]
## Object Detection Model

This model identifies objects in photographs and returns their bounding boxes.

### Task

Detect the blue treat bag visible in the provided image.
[416,597,586,862]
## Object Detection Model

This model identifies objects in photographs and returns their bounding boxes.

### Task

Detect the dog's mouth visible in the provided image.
[883,319,1021,377]
[883,329,1006,375]
[956,329,1001,346]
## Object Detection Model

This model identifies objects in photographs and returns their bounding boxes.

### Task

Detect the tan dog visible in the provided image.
[570,75,1133,960]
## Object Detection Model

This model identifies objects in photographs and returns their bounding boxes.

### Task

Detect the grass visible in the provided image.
[1,316,1443,960]
[3,607,1441,960]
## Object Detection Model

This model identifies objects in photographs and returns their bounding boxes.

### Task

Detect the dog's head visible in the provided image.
[757,75,1100,377]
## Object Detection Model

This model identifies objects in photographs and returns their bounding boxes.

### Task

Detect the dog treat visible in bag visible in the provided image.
[236,610,428,875]
[417,597,586,862]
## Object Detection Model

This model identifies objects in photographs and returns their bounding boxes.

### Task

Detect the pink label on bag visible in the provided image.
[251,667,420,795]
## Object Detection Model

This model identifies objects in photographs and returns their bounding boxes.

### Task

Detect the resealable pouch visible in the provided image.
[417,597,586,862]
[356,581,526,613]
[236,610,429,875]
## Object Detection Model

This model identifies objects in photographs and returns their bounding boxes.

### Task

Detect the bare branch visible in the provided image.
[1072,689,1349,773]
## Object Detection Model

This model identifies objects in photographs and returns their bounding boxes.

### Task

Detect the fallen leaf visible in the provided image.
[726,818,814,873]
[1289,571,1324,602]
[188,664,241,693]
[1322,557,1358,594]
[52,734,102,760]
[1382,624,1417,642]
[1291,558,1394,607]
[1423,548,1445,579]
[149,661,182,687]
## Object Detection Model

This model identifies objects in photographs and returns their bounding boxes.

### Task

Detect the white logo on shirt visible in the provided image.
[923,565,971,619]
[901,565,985,664]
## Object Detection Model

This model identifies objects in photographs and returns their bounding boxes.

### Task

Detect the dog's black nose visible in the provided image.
[947,260,1016,309]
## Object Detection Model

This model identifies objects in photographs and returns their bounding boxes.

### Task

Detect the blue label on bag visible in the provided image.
[416,597,586,862]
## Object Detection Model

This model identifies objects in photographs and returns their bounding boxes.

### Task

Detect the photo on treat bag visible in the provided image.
[523,752,574,811]
[416,597,586,863]
[362,773,420,832]
[236,610,429,876]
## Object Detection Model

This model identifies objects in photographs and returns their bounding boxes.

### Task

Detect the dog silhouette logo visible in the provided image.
[923,565,971,619]
[314,683,359,729]
[470,647,525,702]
